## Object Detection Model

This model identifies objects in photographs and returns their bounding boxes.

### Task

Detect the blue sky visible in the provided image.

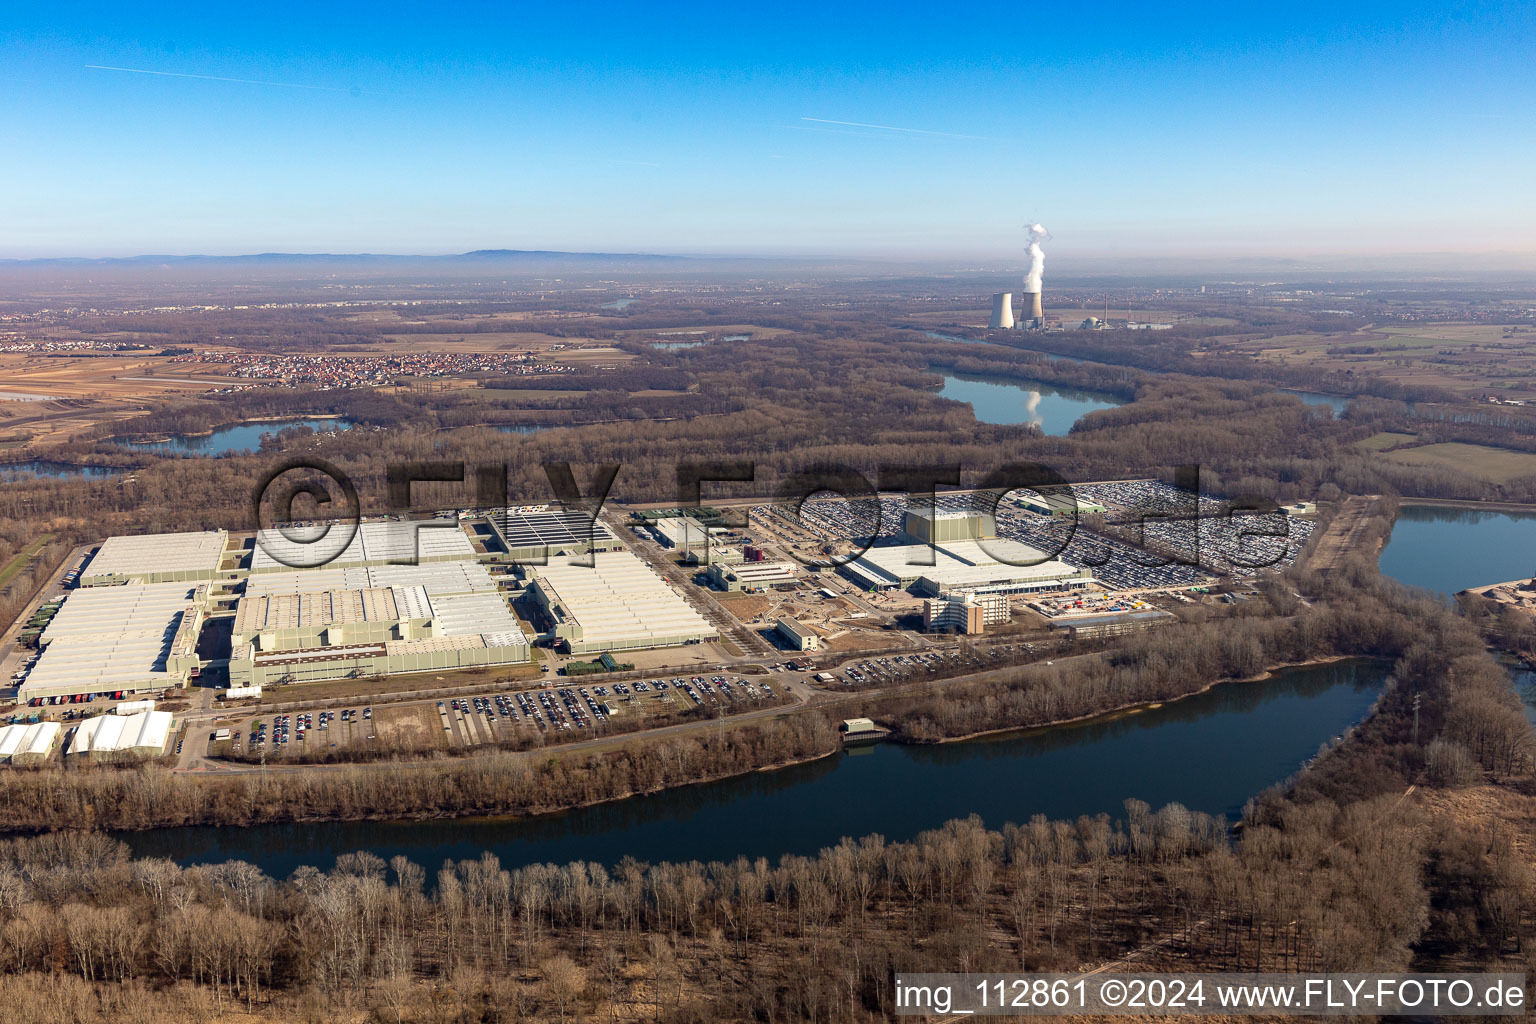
[2,1,1532,258]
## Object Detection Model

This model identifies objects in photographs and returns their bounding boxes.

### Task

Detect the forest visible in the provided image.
[0,567,1524,1022]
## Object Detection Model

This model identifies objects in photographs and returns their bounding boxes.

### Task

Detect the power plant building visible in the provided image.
[988,292,1015,330]
[1022,291,1044,321]
[79,530,229,586]
[526,548,718,654]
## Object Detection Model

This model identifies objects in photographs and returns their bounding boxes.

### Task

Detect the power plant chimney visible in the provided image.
[988,292,1014,330]
[1023,291,1043,321]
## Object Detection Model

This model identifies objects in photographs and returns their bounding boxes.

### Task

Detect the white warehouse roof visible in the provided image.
[251,519,474,572]
[68,711,172,757]
[22,583,203,699]
[83,530,226,583]
[845,538,1084,591]
[533,547,716,650]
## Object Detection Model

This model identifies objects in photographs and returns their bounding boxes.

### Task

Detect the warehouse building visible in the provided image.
[842,537,1091,597]
[230,562,530,687]
[1052,608,1174,640]
[488,508,624,563]
[65,710,174,762]
[233,586,435,651]
[775,617,820,651]
[80,530,228,586]
[648,516,723,552]
[526,548,718,654]
[706,560,799,592]
[1014,492,1107,517]
[250,519,475,573]
[15,721,62,766]
[230,631,530,687]
[19,583,206,702]
[0,725,28,762]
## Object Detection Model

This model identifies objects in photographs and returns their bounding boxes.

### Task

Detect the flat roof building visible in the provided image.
[20,583,206,701]
[488,508,624,563]
[527,547,718,654]
[1015,492,1108,517]
[231,562,529,687]
[706,560,799,592]
[80,530,228,586]
[251,519,475,573]
[233,585,435,651]
[649,516,722,551]
[923,591,1009,634]
[775,617,820,651]
[843,538,1091,597]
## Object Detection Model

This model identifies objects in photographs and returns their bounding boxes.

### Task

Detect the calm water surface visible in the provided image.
[1279,389,1352,414]
[121,418,353,456]
[1379,505,1536,595]
[939,373,1123,435]
[0,460,119,480]
[120,660,1384,876]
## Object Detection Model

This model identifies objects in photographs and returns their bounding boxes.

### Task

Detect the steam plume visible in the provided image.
[1024,223,1047,293]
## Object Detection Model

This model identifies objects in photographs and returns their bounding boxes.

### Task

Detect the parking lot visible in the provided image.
[223,673,781,757]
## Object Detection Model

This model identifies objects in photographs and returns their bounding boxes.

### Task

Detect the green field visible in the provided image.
[1380,443,1536,484]
[1356,431,1418,451]
[0,534,55,592]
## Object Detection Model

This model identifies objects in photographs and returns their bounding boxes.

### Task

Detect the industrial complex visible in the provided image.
[0,474,1315,769]
[526,547,718,654]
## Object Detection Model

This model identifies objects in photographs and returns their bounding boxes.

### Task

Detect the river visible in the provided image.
[120,660,1385,876]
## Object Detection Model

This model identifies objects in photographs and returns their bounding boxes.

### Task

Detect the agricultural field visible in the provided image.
[1226,322,1536,397]
[1380,442,1536,484]
[1356,431,1419,451]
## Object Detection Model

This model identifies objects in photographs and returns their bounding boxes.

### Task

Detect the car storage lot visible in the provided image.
[217,673,779,758]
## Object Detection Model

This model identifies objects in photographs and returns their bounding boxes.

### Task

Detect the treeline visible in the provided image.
[0,782,1519,1022]
[0,716,841,832]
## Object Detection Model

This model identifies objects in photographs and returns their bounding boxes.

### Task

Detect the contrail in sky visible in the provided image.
[85,64,354,93]
[800,116,987,139]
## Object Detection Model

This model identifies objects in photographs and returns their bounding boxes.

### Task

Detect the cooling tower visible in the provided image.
[1022,291,1043,321]
[988,292,1014,330]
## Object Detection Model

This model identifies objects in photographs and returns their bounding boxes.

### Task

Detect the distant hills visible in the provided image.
[0,249,689,267]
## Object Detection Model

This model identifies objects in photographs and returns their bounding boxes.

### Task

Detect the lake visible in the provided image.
[120,659,1385,877]
[1279,389,1352,414]
[120,418,353,456]
[0,460,119,480]
[1379,504,1536,595]
[938,373,1123,435]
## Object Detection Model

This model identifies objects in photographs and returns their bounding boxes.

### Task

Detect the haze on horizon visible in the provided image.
[2,0,1533,262]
